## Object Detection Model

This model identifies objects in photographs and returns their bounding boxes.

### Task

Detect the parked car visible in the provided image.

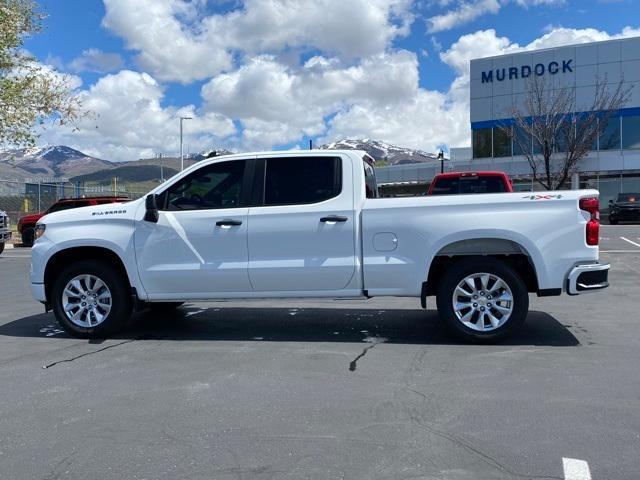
[17,196,129,246]
[608,193,640,224]
[427,171,513,195]
[30,150,608,343]
[0,209,11,255]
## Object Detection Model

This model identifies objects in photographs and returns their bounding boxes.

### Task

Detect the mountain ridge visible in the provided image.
[0,141,436,184]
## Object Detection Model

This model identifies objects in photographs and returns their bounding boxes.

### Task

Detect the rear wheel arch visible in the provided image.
[425,239,539,296]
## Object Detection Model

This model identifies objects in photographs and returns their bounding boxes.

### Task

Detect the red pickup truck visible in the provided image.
[17,196,129,246]
[427,171,513,195]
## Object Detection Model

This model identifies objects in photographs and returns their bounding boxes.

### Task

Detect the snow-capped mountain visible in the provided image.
[0,145,113,179]
[320,139,439,165]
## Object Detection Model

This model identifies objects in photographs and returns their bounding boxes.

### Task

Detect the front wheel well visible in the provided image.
[44,247,130,303]
[425,254,539,296]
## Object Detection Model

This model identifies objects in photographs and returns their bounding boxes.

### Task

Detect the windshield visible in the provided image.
[617,193,640,202]
[47,201,90,213]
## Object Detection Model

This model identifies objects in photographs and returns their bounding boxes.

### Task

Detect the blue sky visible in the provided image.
[23,0,640,161]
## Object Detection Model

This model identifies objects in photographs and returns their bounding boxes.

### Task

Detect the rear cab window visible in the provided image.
[431,176,508,195]
[363,154,379,199]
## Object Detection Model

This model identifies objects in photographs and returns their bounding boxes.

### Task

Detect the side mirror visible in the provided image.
[144,194,159,223]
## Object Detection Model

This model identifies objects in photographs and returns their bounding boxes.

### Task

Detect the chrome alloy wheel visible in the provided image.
[451,272,514,332]
[62,274,112,328]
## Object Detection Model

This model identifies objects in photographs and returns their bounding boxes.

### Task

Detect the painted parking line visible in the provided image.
[620,236,640,248]
[562,458,591,480]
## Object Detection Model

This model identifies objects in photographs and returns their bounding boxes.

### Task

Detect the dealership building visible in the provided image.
[376,36,640,203]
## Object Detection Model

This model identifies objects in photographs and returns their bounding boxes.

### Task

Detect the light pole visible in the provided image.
[179,116,193,171]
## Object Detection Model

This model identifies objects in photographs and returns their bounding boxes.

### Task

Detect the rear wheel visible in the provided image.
[51,260,132,338]
[21,228,34,247]
[436,257,529,343]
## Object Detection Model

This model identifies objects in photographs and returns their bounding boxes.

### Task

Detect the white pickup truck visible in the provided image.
[30,150,609,342]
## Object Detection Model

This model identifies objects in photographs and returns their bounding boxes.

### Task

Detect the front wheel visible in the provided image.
[436,257,529,343]
[51,260,132,338]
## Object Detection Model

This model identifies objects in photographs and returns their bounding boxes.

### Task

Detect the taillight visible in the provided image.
[579,197,599,246]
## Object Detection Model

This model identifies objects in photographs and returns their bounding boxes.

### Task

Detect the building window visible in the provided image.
[600,117,621,150]
[513,125,531,156]
[555,120,573,153]
[622,116,640,150]
[472,128,492,158]
[493,127,512,157]
[576,118,599,151]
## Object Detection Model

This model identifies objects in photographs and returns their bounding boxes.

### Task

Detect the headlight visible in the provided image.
[35,223,46,239]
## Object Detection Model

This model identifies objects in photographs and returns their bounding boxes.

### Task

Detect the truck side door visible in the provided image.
[247,155,356,292]
[135,158,253,298]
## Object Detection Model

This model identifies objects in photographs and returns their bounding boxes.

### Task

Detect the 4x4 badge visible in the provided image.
[522,194,563,200]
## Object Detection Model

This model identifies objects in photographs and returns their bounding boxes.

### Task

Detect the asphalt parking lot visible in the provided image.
[1,225,639,480]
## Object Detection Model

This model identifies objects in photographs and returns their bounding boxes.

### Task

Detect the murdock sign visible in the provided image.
[481,59,573,83]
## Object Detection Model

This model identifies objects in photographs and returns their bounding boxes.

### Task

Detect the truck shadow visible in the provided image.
[0,306,579,347]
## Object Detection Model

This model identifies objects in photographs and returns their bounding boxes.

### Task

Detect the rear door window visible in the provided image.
[263,157,341,206]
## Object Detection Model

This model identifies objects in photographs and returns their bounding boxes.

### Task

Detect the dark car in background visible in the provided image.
[608,193,640,224]
[17,196,129,246]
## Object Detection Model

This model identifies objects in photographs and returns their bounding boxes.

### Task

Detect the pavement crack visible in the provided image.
[349,336,386,372]
[42,338,138,369]
[407,399,562,480]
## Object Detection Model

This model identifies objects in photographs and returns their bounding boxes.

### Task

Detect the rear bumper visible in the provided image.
[566,262,610,295]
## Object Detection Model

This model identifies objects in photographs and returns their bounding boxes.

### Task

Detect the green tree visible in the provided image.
[0,0,85,146]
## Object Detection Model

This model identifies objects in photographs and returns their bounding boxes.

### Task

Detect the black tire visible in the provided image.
[21,228,34,247]
[148,302,184,313]
[436,257,529,343]
[0,242,4,255]
[608,216,618,225]
[51,260,132,338]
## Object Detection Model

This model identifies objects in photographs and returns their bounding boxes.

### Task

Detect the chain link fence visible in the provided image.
[0,179,148,223]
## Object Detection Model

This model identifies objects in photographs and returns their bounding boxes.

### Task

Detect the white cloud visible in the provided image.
[426,0,565,33]
[39,70,235,161]
[68,49,124,73]
[35,16,640,160]
[201,51,419,149]
[427,0,500,33]
[102,0,414,83]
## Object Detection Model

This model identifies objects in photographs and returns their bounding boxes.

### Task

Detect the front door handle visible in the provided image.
[216,219,243,227]
[320,215,348,223]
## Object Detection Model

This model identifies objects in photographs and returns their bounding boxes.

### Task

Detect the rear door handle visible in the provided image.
[216,219,243,227]
[320,215,348,223]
